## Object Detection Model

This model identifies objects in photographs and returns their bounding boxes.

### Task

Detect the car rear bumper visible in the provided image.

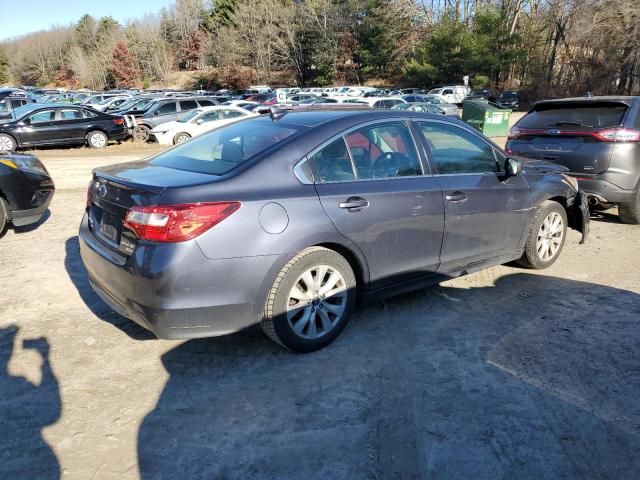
[109,128,130,141]
[78,213,282,339]
[570,175,635,204]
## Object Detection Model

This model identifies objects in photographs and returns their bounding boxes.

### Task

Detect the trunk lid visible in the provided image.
[89,161,220,253]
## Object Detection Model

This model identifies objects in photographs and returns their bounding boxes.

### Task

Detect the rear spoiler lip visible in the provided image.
[532,99,633,111]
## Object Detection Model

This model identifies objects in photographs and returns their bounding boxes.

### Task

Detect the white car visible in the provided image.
[150,106,258,145]
[428,86,468,104]
[92,96,132,112]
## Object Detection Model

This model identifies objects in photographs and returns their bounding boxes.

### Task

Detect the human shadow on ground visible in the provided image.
[0,325,61,479]
[137,272,640,480]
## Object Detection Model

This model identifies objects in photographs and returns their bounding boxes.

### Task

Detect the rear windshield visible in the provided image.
[519,103,628,129]
[150,120,300,175]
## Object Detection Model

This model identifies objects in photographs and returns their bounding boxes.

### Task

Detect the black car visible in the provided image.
[496,90,521,110]
[0,104,128,151]
[506,96,640,224]
[0,153,54,233]
[465,89,498,102]
[79,108,588,351]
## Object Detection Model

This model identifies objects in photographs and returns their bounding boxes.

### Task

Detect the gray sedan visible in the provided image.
[79,109,589,352]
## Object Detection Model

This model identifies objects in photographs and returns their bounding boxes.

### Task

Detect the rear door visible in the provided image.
[416,120,530,271]
[312,120,445,290]
[507,101,629,174]
[55,108,88,141]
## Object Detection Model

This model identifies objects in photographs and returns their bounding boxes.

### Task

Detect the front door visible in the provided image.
[313,121,445,291]
[415,120,530,271]
[18,109,58,145]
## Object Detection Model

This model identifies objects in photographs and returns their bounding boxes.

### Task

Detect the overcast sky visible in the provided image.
[1,0,175,41]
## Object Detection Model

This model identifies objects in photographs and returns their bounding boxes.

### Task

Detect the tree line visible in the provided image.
[0,0,638,98]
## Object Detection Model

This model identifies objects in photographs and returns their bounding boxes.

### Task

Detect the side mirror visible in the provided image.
[196,119,204,125]
[505,157,523,177]
[22,117,31,125]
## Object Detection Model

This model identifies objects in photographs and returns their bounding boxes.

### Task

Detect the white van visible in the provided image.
[428,86,467,104]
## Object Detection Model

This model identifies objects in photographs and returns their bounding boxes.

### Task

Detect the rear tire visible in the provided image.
[261,247,356,353]
[173,132,191,144]
[132,125,150,142]
[618,185,640,224]
[517,200,567,269]
[87,130,108,148]
[0,133,16,152]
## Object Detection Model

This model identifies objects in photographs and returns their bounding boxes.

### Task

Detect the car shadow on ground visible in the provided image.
[136,272,640,480]
[0,209,50,239]
[0,325,61,479]
[64,236,154,340]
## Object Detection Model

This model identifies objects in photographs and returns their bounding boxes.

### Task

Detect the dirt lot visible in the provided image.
[1,129,639,479]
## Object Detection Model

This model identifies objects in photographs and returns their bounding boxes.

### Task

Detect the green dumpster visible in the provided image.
[462,100,512,137]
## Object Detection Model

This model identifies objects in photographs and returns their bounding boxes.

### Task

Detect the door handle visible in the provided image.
[339,197,369,211]
[445,191,468,202]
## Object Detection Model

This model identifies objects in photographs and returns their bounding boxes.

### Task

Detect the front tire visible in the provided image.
[517,200,567,269]
[261,247,356,353]
[0,133,16,152]
[87,130,108,148]
[173,132,191,144]
[618,185,640,224]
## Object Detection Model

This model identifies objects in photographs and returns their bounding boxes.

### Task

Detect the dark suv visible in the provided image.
[506,96,640,223]
[131,97,220,142]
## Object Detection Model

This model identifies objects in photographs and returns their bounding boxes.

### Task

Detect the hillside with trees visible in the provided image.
[0,0,638,98]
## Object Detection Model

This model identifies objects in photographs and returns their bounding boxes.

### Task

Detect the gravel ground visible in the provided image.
[1,131,639,479]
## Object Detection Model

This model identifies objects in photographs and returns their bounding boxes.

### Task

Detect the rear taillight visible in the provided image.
[123,202,241,243]
[112,118,125,126]
[593,128,640,142]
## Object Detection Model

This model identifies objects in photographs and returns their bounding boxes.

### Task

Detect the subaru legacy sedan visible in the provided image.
[79,109,589,352]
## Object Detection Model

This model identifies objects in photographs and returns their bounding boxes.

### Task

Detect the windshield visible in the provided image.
[177,109,202,123]
[150,120,301,175]
[12,103,40,119]
[424,95,443,104]
[519,104,628,129]
[129,99,156,111]
[98,97,117,105]
[428,89,443,95]
[500,91,518,99]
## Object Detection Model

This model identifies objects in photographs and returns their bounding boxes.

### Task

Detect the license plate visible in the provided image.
[100,213,120,244]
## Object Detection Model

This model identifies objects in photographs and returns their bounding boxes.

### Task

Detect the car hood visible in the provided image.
[518,157,569,174]
[94,160,219,192]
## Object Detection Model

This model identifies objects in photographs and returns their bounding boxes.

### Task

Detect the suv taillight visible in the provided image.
[112,118,125,125]
[593,128,640,142]
[508,127,521,139]
[123,202,241,243]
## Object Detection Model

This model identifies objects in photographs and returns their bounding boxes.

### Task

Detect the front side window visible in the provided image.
[150,120,299,175]
[418,122,499,174]
[29,110,55,123]
[344,123,421,179]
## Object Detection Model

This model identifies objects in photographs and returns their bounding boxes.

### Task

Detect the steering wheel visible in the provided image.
[370,152,412,178]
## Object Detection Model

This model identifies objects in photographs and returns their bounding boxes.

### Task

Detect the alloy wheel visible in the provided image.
[0,136,14,151]
[90,133,107,148]
[286,265,348,339]
[536,211,564,261]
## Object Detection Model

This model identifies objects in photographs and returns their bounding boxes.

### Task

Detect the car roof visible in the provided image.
[535,96,637,107]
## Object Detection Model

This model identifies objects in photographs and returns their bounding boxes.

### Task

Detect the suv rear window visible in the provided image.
[519,103,628,129]
[150,120,300,175]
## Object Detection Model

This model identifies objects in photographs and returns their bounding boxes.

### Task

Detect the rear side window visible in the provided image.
[311,138,355,183]
[150,120,299,175]
[344,123,421,179]
[156,102,177,115]
[519,104,628,129]
[179,100,198,111]
[419,122,499,174]
[60,109,83,120]
[198,100,214,107]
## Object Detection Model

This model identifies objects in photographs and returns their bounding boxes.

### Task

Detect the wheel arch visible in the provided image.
[315,241,368,302]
